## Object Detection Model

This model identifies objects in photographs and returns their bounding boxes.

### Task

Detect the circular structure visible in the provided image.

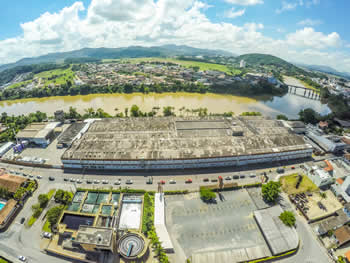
[119,233,145,259]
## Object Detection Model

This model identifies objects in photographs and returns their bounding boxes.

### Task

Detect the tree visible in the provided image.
[262,181,281,202]
[279,211,296,227]
[276,114,288,121]
[31,204,43,218]
[200,188,216,202]
[298,108,319,124]
[130,104,141,117]
[38,194,49,208]
[46,205,64,226]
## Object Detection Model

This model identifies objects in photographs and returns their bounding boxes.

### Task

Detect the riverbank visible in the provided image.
[0,91,331,119]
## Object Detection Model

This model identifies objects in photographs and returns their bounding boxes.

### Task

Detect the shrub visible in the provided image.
[279,211,296,227]
[47,205,64,226]
[54,190,72,205]
[31,204,43,218]
[200,187,216,202]
[38,194,49,208]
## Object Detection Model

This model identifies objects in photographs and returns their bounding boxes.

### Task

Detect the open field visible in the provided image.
[280,174,318,194]
[35,67,75,86]
[7,80,32,89]
[104,57,241,75]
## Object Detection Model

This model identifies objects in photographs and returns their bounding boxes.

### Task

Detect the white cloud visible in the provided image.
[286,27,341,49]
[224,0,263,5]
[276,0,320,14]
[276,1,298,14]
[298,19,322,26]
[224,8,245,19]
[0,0,349,72]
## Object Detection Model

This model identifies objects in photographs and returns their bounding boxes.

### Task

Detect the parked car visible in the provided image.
[239,175,245,179]
[203,178,209,182]
[114,179,121,185]
[225,176,231,180]
[250,173,256,178]
[126,179,133,185]
[22,173,28,177]
[185,179,192,184]
[63,178,68,181]
[159,180,166,185]
[37,175,42,179]
[20,217,25,224]
[291,166,295,169]
[76,179,82,184]
[211,178,218,182]
[42,232,52,239]
[18,256,27,262]
[102,180,109,184]
[48,176,55,181]
[146,178,153,184]
[70,178,76,182]
[169,179,176,184]
[232,175,239,179]
[94,179,100,184]
[277,168,285,174]
[86,180,92,184]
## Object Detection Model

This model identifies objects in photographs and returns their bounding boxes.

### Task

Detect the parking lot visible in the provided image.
[165,189,271,263]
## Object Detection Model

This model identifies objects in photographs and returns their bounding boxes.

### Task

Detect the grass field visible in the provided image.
[0,258,8,263]
[105,57,241,75]
[35,67,75,87]
[280,174,318,195]
[42,219,51,233]
[7,80,32,89]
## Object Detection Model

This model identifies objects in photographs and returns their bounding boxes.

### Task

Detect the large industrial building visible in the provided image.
[61,116,313,170]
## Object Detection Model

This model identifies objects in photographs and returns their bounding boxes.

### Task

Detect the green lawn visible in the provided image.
[35,67,75,87]
[42,219,51,233]
[7,80,32,89]
[280,174,318,195]
[47,189,56,199]
[113,57,241,75]
[0,258,9,263]
[27,216,37,227]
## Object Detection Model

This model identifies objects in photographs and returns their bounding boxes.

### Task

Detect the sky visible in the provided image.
[1,0,350,72]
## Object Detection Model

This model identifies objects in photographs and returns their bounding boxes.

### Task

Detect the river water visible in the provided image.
[0,91,331,118]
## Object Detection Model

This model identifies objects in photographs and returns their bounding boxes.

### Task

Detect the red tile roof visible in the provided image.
[337,178,344,185]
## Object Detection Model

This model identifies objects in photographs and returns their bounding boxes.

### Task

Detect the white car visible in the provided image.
[76,179,82,184]
[37,175,42,179]
[70,178,76,182]
[42,232,52,239]
[169,179,176,184]
[94,179,100,184]
[18,255,27,262]
[114,180,121,185]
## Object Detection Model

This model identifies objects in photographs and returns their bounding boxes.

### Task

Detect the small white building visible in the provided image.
[306,165,334,188]
[240,59,246,68]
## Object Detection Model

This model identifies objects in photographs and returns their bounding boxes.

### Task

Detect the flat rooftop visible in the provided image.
[254,206,299,255]
[58,123,86,145]
[62,116,310,161]
[75,226,113,247]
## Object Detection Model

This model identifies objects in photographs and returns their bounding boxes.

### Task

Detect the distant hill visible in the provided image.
[237,53,307,75]
[298,64,350,80]
[0,45,233,72]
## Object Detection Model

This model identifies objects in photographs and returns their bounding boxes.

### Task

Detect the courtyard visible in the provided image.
[165,189,271,263]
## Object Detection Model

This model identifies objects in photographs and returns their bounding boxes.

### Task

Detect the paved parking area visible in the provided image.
[165,189,271,263]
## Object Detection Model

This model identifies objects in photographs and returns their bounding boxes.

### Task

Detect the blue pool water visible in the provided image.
[0,203,5,211]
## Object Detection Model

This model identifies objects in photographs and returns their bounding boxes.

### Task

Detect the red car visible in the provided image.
[185,179,192,183]
[291,166,295,169]
[159,180,166,185]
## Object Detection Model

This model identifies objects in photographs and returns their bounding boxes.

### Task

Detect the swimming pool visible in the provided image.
[0,202,6,211]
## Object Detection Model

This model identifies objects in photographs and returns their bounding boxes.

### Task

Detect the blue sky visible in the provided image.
[1,0,350,72]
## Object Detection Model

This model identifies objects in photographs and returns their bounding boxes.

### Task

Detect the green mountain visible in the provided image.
[237,53,307,75]
[0,45,233,72]
[298,64,350,80]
